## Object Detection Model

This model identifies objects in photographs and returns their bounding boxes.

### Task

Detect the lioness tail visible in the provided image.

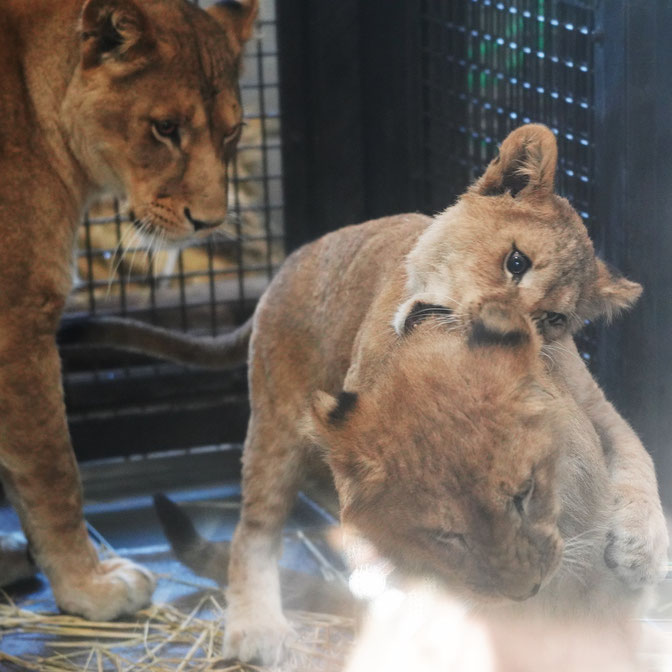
[59,316,253,369]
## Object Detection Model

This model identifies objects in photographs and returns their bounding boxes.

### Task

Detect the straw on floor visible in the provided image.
[0,590,355,672]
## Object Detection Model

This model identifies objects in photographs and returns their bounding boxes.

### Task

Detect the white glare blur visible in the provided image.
[345,581,494,672]
[348,564,389,600]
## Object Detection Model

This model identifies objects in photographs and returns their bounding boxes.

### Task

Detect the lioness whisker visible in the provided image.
[105,222,139,299]
[105,234,127,300]
[126,220,150,284]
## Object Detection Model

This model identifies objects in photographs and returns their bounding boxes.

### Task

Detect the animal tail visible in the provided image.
[153,493,361,616]
[59,316,253,369]
[153,493,229,585]
[0,533,38,587]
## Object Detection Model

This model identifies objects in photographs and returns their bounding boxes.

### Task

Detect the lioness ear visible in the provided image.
[208,0,259,54]
[473,124,557,199]
[584,259,642,321]
[80,0,155,69]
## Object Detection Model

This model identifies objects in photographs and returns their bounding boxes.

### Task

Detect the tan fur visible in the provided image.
[0,0,256,619]
[395,125,642,339]
[225,268,640,663]
[70,125,667,659]
[219,126,665,663]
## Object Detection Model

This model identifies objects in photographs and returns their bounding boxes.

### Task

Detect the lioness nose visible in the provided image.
[184,207,220,231]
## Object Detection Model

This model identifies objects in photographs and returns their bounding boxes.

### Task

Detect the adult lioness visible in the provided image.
[68,125,668,660]
[0,0,257,620]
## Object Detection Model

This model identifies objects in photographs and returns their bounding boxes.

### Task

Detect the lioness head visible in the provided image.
[394,124,641,341]
[62,0,257,239]
[311,302,567,602]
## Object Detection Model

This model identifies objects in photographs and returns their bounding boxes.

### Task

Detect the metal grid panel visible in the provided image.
[417,0,597,360]
[61,1,283,404]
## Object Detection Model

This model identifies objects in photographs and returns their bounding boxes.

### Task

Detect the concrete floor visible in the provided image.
[2,446,672,671]
[0,446,347,667]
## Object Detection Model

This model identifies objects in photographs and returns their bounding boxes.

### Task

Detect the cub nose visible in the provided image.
[508,582,540,602]
[184,207,221,231]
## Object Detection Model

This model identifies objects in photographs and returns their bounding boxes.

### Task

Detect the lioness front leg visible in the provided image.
[224,413,305,665]
[550,335,669,586]
[0,317,154,618]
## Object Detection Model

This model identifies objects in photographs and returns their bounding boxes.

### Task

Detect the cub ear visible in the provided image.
[311,390,358,430]
[473,124,558,199]
[80,0,155,69]
[208,0,259,53]
[584,259,642,321]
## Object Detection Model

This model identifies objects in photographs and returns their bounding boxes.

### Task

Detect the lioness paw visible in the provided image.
[53,557,155,621]
[224,610,294,666]
[605,499,669,587]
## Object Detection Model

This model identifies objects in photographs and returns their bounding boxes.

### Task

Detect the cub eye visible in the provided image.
[153,119,180,141]
[545,312,567,327]
[506,248,532,277]
[433,530,466,548]
[423,528,467,552]
[513,479,534,516]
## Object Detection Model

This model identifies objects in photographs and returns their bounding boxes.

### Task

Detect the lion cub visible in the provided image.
[226,298,642,664]
[72,125,667,662]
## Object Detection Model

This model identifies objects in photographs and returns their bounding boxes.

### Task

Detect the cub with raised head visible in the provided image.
[0,0,257,619]
[393,125,667,591]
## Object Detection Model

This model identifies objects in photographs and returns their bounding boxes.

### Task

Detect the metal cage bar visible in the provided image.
[60,0,284,459]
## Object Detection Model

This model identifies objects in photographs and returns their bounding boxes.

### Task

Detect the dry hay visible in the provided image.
[0,590,355,672]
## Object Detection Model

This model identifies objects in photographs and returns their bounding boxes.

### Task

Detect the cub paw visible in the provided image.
[53,557,155,620]
[224,610,294,666]
[604,499,669,588]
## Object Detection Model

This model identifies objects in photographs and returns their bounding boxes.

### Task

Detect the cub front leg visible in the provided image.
[224,413,305,665]
[0,317,154,618]
[550,335,669,587]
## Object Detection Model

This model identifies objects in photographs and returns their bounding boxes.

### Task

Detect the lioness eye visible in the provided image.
[506,248,532,277]
[224,122,245,145]
[153,120,179,141]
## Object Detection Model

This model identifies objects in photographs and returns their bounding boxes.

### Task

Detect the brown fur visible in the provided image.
[220,126,665,663]
[315,312,567,603]
[67,125,667,660]
[0,0,257,619]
